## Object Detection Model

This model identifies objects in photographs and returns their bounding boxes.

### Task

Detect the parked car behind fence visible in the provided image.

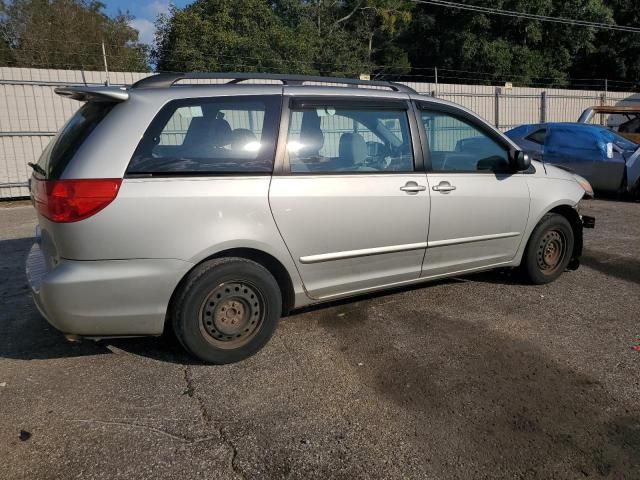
[506,122,640,196]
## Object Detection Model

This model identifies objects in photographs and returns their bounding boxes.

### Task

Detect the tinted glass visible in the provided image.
[36,102,114,179]
[128,96,280,175]
[421,110,509,172]
[287,106,414,173]
[526,129,547,145]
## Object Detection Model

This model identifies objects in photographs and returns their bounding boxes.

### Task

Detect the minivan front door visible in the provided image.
[418,105,530,277]
[269,96,429,299]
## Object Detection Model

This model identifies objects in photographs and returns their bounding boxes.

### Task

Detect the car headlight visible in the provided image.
[574,174,594,198]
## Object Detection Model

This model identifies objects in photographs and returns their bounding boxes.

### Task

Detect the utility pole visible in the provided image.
[102,40,110,86]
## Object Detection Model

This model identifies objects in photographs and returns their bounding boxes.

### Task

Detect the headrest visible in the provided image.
[300,111,324,153]
[339,132,367,165]
[209,118,232,146]
[231,128,258,150]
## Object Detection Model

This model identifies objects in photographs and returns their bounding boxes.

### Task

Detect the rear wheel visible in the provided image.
[522,213,574,285]
[172,258,281,364]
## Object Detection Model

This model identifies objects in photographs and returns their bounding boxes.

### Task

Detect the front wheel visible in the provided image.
[522,213,574,285]
[172,257,282,364]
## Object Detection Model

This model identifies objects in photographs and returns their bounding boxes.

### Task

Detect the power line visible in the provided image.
[6,36,639,86]
[412,0,640,33]
[2,42,638,89]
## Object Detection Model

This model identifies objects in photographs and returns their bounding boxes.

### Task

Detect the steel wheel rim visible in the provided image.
[198,281,265,349]
[536,229,566,275]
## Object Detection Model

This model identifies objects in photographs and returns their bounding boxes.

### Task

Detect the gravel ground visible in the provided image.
[1,199,638,479]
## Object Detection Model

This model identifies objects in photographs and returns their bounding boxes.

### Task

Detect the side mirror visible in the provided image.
[509,149,531,171]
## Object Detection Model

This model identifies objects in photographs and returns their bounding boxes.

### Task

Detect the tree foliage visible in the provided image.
[153,0,373,76]
[153,0,418,76]
[2,0,640,88]
[572,0,640,87]
[399,0,613,85]
[154,0,312,74]
[0,0,148,71]
[155,0,638,87]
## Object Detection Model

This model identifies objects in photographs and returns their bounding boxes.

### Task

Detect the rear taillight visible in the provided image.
[33,178,121,223]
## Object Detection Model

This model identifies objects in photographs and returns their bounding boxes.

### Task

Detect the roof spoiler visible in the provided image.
[54,86,129,102]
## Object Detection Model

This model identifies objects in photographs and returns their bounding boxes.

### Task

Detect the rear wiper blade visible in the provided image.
[27,162,46,176]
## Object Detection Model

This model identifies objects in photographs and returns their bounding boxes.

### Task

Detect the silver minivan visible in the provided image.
[26,73,595,363]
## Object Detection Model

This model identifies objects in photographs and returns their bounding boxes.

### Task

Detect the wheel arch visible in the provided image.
[165,248,297,334]
[548,204,583,269]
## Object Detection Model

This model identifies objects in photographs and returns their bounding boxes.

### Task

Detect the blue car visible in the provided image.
[506,122,640,196]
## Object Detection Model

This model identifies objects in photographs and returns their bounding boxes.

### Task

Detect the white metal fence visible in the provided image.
[1,67,638,198]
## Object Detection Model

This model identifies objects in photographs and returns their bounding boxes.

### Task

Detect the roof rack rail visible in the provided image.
[131,72,416,94]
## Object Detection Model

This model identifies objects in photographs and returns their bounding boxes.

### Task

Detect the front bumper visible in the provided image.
[581,214,596,229]
[26,242,193,336]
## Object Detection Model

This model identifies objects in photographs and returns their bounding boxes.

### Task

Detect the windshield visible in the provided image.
[36,102,114,179]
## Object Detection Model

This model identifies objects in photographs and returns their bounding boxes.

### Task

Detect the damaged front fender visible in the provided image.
[626,149,640,193]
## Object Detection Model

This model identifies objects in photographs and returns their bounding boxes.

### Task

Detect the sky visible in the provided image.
[102,0,193,44]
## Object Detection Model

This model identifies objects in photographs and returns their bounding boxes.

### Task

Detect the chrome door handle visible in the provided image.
[400,182,427,194]
[432,182,456,193]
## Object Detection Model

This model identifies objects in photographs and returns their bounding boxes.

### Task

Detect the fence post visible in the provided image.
[540,91,547,123]
[434,66,438,92]
[494,87,501,129]
[599,92,608,125]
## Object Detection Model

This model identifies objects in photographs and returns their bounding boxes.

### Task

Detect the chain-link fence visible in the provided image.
[1,67,639,199]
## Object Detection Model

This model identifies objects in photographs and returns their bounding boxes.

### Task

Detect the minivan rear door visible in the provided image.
[269,93,430,300]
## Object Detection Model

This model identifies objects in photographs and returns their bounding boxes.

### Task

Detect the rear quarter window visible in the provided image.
[525,129,547,145]
[127,95,281,175]
[36,102,115,179]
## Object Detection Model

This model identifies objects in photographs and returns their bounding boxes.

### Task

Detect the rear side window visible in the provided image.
[128,95,281,175]
[286,104,414,173]
[526,129,547,145]
[37,102,115,179]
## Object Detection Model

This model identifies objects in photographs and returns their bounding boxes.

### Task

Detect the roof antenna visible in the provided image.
[101,40,111,86]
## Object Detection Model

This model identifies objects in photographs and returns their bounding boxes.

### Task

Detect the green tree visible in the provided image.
[154,0,310,74]
[271,0,371,76]
[0,1,16,65]
[572,0,640,88]
[399,0,613,86]
[0,0,148,71]
[155,0,376,76]
[340,0,414,74]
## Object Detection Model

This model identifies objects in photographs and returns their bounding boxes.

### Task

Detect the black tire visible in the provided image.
[172,257,281,364]
[522,213,574,285]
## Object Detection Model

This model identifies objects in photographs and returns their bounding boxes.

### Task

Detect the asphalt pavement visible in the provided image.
[1,199,639,479]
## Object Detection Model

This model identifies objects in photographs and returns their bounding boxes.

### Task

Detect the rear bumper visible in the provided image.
[26,242,193,336]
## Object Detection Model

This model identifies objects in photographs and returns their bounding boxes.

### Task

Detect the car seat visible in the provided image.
[183,117,232,157]
[338,132,367,169]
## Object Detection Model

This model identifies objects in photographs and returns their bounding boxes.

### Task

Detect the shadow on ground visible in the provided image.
[2,234,639,478]
[582,248,640,285]
[292,299,640,478]
[0,235,489,363]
